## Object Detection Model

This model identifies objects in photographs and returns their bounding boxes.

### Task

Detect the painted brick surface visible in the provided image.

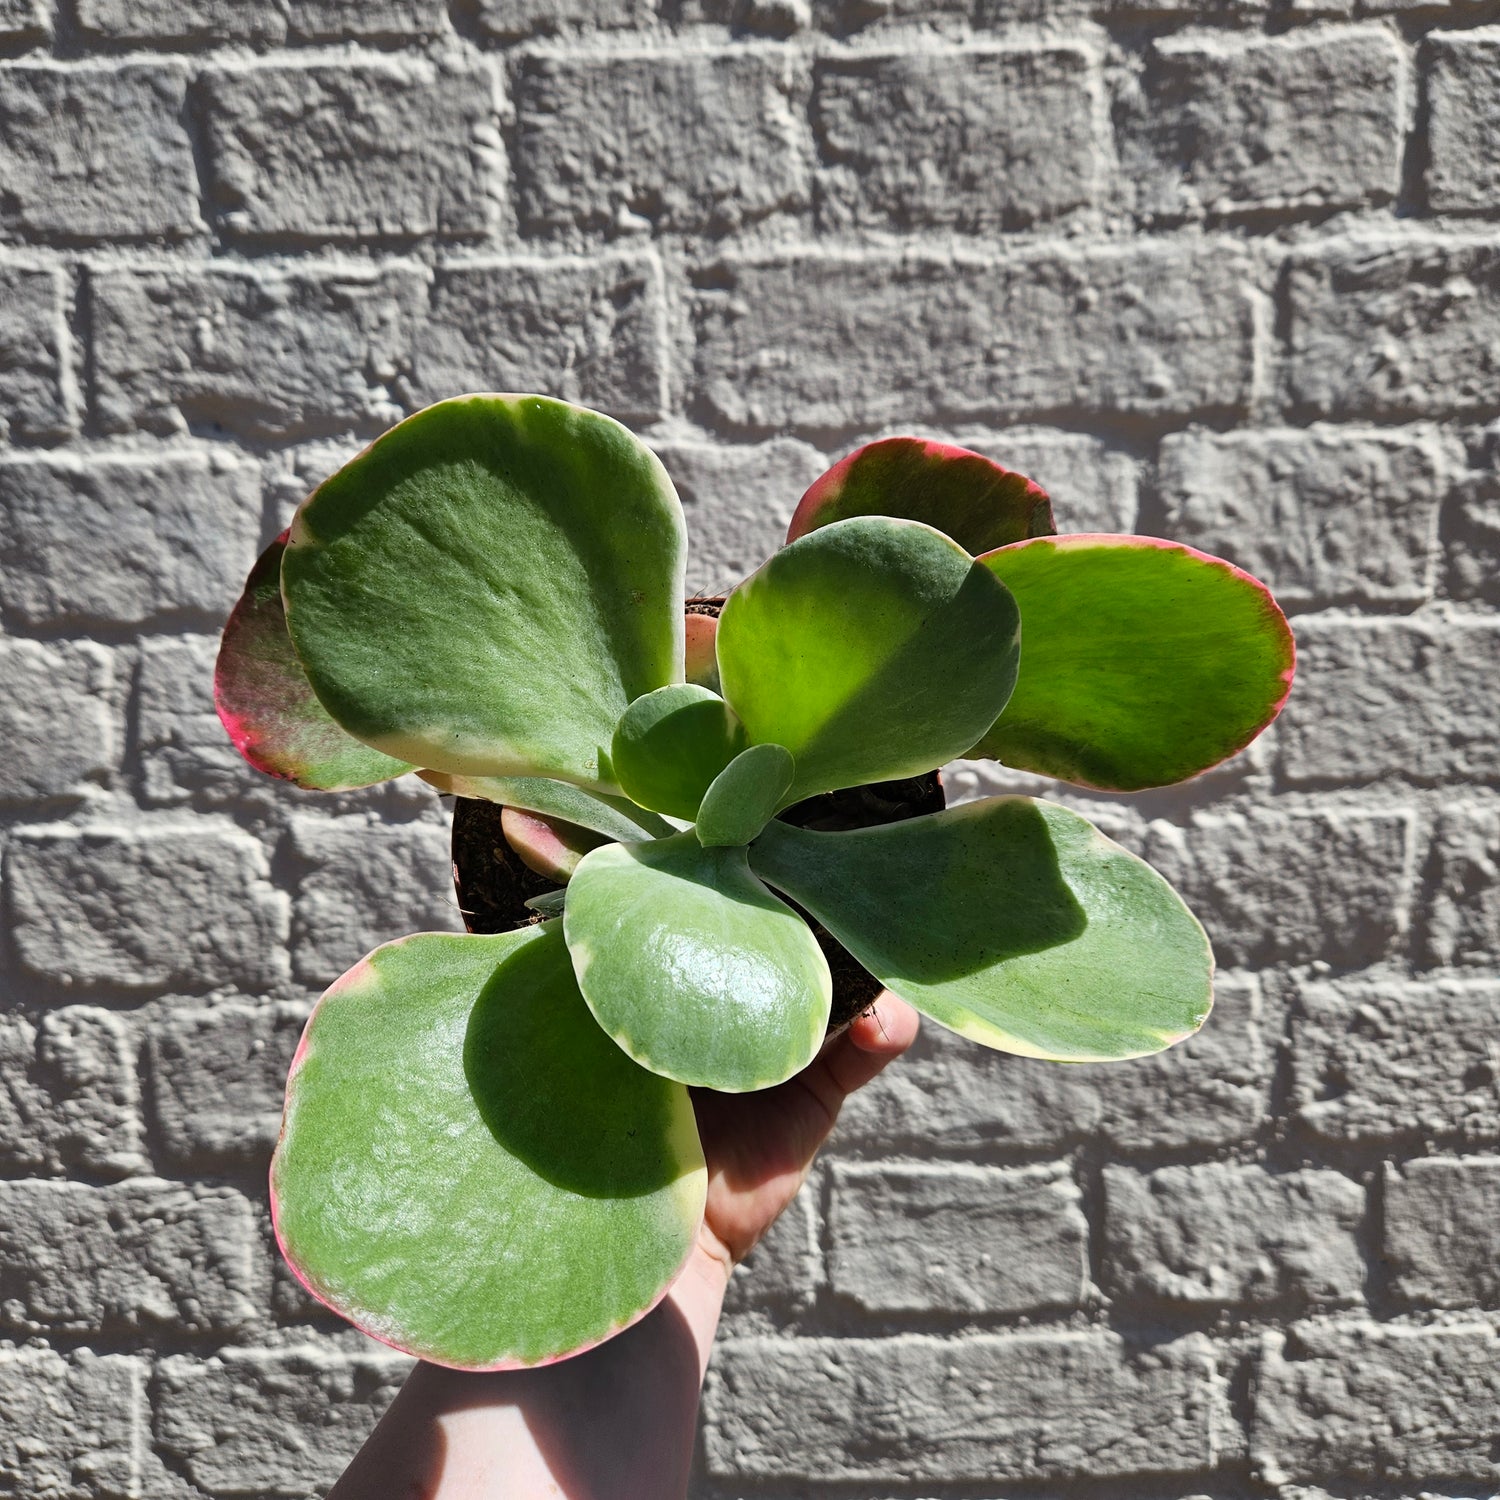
[0,1179,259,1335]
[704,1331,1224,1480]
[1157,426,1452,607]
[202,59,500,243]
[1425,30,1500,212]
[1125,28,1402,218]
[0,5,1496,1496]
[516,50,809,233]
[0,450,262,627]
[1384,1156,1500,1308]
[0,63,199,241]
[0,262,74,441]
[812,45,1098,231]
[828,1161,1089,1314]
[695,242,1256,430]
[1104,1163,1365,1309]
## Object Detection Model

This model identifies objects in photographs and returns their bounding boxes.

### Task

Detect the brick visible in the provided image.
[147,1001,304,1169]
[704,1332,1223,1480]
[90,262,425,440]
[0,63,198,241]
[0,1007,142,1177]
[829,1162,1088,1315]
[0,1179,259,1335]
[1287,235,1500,420]
[1105,1164,1364,1309]
[1425,31,1500,214]
[725,1186,820,1313]
[1292,978,1500,1144]
[813,46,1097,232]
[1385,1157,1500,1308]
[1423,803,1500,968]
[409,255,666,423]
[0,262,74,441]
[839,973,1268,1153]
[77,0,447,41]
[7,825,289,993]
[0,0,47,35]
[1445,429,1500,603]
[290,813,462,986]
[0,640,116,802]
[203,59,500,243]
[0,451,261,627]
[655,438,826,596]
[516,50,809,234]
[153,1347,410,1497]
[1142,807,1412,969]
[694,243,1255,432]
[1126,29,1400,218]
[0,1346,146,1499]
[1253,1320,1500,1486]
[478,0,652,36]
[1158,426,1451,608]
[1277,619,1500,785]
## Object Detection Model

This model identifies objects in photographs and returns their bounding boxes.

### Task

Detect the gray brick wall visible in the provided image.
[0,1,1495,1495]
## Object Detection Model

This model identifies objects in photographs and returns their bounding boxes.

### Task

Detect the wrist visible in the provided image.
[667,1233,733,1383]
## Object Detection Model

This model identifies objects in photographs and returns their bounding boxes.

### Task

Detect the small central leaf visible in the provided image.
[564,832,831,1092]
[611,684,749,821]
[695,744,795,849]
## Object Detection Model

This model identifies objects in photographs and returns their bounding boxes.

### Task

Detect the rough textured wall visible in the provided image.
[0,0,1498,1495]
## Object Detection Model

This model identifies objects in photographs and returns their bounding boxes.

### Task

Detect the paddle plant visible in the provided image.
[215,394,1294,1371]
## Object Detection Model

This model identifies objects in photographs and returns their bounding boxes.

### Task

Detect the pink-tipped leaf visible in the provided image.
[972,534,1295,791]
[788,438,1055,556]
[214,532,414,791]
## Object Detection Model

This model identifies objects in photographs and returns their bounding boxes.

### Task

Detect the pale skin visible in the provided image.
[328,993,920,1500]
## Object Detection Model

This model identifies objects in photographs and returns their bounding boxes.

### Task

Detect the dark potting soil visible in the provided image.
[447,769,944,1038]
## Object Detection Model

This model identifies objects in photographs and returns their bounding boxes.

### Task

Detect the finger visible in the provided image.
[797,993,919,1126]
[828,993,920,1096]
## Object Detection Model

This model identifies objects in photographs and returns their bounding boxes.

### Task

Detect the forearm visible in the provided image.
[328,1242,730,1500]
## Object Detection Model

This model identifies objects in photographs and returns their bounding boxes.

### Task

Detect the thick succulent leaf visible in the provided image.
[972,535,1295,791]
[564,832,831,1092]
[611,684,748,822]
[787,438,1055,555]
[271,924,706,1370]
[717,517,1021,803]
[684,613,721,692]
[751,797,1212,1062]
[500,808,608,883]
[696,744,795,848]
[214,533,414,791]
[282,395,686,790]
[420,771,672,843]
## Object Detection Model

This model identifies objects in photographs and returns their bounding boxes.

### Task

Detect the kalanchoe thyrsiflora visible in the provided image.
[215,395,1294,1370]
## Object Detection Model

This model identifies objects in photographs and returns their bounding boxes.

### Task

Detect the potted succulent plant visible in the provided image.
[215,394,1293,1371]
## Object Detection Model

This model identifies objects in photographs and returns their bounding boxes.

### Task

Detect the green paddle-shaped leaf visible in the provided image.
[564,832,831,1092]
[282,395,686,791]
[717,517,1021,804]
[420,771,673,843]
[214,533,414,791]
[272,924,706,1370]
[788,437,1055,555]
[972,535,1295,791]
[751,798,1212,1062]
[696,744,795,849]
[611,684,748,821]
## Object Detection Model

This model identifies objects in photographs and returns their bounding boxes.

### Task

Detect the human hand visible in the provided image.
[688,992,921,1277]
